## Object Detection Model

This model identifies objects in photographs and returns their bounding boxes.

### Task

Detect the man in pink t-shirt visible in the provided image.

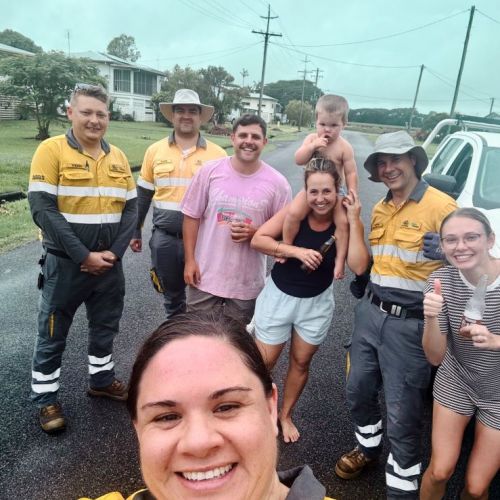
[181,114,292,321]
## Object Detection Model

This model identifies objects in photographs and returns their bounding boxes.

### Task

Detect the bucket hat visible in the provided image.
[159,89,214,124]
[364,131,428,182]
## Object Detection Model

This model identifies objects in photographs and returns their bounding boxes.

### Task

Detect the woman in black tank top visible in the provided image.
[251,158,369,443]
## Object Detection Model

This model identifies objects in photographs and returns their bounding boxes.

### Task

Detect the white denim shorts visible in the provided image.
[254,277,334,346]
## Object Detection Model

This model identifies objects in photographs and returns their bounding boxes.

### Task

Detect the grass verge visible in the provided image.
[0,198,38,252]
[0,120,302,253]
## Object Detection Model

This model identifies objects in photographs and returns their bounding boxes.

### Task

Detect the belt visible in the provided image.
[45,248,70,259]
[158,228,183,239]
[368,291,423,320]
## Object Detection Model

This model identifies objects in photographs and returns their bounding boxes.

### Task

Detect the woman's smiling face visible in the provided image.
[306,171,337,217]
[134,335,279,500]
[440,215,494,271]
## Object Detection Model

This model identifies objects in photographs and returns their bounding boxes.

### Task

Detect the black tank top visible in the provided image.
[271,217,336,298]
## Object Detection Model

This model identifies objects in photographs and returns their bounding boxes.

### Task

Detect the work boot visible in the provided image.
[335,446,375,479]
[88,379,128,401]
[39,403,66,434]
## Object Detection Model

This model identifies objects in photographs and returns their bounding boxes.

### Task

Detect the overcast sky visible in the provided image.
[3,0,500,116]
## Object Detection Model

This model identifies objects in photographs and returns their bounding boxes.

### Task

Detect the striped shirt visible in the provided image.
[425,265,500,401]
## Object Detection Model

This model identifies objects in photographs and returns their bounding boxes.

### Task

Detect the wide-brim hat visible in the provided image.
[364,130,428,182]
[159,89,214,124]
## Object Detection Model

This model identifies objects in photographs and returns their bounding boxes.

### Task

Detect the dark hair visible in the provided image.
[232,113,267,137]
[70,83,109,106]
[440,207,493,237]
[315,94,349,123]
[126,312,273,420]
[304,155,340,191]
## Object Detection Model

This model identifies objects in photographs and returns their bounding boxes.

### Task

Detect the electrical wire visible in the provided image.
[271,42,419,69]
[176,0,251,30]
[205,0,253,28]
[476,9,500,24]
[276,9,468,48]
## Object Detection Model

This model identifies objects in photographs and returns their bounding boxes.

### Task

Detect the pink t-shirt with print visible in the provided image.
[181,156,292,300]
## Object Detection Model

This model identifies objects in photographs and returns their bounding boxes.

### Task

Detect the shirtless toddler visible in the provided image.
[283,94,358,279]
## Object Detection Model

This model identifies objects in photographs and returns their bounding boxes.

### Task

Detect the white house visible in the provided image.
[229,92,279,124]
[0,43,35,120]
[72,51,166,122]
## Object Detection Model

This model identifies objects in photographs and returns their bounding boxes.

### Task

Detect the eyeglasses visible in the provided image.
[440,233,483,248]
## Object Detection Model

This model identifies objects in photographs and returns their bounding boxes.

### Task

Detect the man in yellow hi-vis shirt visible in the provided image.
[129,89,227,318]
[28,84,137,434]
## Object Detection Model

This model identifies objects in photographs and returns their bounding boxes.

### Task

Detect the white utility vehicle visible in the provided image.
[422,117,500,257]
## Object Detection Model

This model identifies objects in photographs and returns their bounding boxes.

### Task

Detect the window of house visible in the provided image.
[113,69,131,92]
[134,71,156,96]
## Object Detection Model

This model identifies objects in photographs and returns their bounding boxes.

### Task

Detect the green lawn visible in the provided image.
[0,119,301,252]
[0,120,304,193]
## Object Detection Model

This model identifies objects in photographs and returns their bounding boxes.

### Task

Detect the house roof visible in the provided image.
[248,92,277,101]
[0,42,35,56]
[71,51,166,76]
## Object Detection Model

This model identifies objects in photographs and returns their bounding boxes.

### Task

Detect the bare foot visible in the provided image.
[279,415,300,443]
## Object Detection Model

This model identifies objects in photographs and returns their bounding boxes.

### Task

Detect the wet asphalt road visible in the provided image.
[1,131,498,500]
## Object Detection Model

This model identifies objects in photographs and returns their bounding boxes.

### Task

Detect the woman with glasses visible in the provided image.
[420,208,500,499]
[250,157,369,443]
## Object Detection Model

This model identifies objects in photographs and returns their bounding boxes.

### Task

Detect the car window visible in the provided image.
[447,144,473,197]
[430,138,463,174]
[474,147,500,209]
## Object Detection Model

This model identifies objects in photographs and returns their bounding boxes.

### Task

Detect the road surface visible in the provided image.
[0,131,498,499]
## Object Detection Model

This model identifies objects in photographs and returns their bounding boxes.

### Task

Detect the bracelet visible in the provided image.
[274,241,282,257]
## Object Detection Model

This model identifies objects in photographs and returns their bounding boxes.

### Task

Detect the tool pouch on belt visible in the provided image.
[150,267,165,293]
[37,253,46,289]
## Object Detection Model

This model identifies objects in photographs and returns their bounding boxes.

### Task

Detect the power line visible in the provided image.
[238,0,262,18]
[271,42,419,69]
[476,8,500,24]
[205,0,253,28]
[425,67,490,104]
[140,43,260,64]
[177,0,250,30]
[276,9,468,48]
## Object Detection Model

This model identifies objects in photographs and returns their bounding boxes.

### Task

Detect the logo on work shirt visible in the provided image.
[31,174,45,181]
[401,219,421,230]
[110,164,126,173]
[67,162,89,171]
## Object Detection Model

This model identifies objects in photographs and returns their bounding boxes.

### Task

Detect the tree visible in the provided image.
[151,65,208,123]
[0,29,42,53]
[200,66,246,124]
[285,99,313,127]
[0,51,104,139]
[263,80,322,109]
[152,65,244,124]
[106,34,140,62]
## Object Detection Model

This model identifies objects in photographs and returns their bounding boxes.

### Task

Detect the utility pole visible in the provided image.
[408,64,424,131]
[252,4,281,117]
[66,30,71,56]
[489,97,495,115]
[450,5,475,117]
[241,68,249,87]
[311,67,323,107]
[297,56,310,131]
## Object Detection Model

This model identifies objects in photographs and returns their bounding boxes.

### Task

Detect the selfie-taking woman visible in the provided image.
[80,313,334,500]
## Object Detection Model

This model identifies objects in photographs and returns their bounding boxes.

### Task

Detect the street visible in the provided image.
[0,131,498,500]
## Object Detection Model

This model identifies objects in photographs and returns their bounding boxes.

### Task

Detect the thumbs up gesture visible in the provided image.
[424,278,444,318]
